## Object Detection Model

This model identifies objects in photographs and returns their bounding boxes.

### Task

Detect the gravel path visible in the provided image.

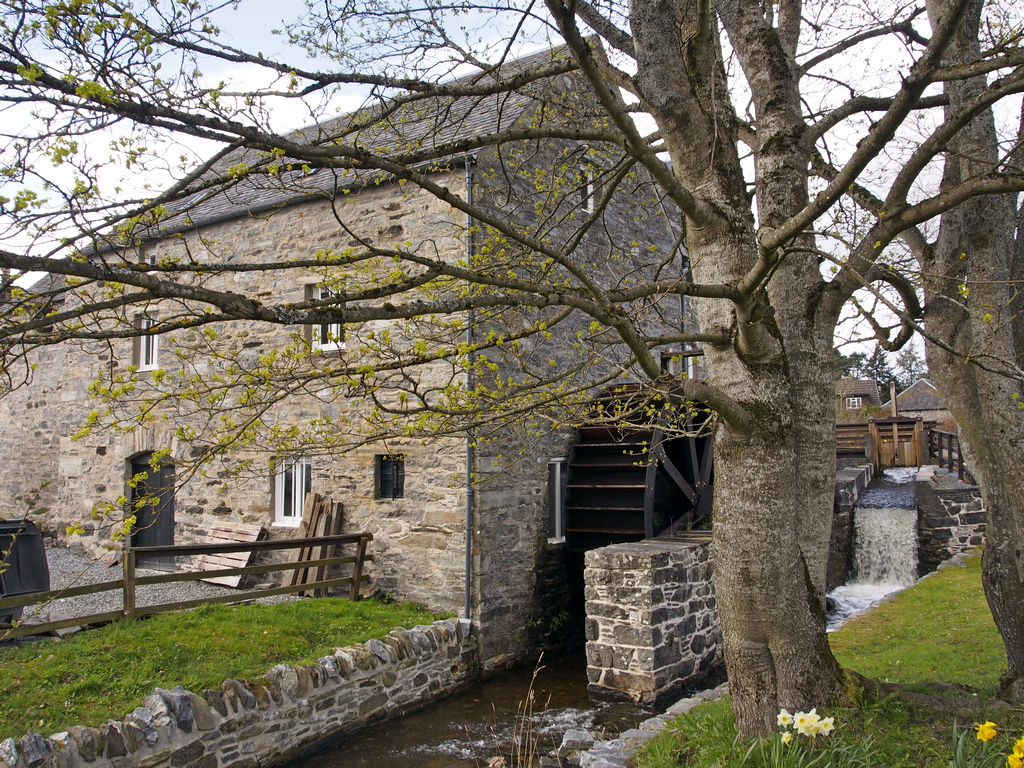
[14,546,299,629]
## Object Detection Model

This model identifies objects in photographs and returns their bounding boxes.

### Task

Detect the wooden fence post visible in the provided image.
[351,536,368,601]
[123,547,136,620]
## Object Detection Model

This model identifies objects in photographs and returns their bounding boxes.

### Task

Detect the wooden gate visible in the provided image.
[868,418,926,470]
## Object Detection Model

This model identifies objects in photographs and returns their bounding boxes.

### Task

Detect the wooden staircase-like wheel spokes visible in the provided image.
[563,384,713,552]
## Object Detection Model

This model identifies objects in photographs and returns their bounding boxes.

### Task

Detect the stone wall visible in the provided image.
[0,179,472,621]
[0,619,477,768]
[584,535,722,707]
[827,464,873,589]
[916,465,986,575]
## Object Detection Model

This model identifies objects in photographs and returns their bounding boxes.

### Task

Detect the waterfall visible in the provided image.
[851,506,918,586]
[827,467,918,631]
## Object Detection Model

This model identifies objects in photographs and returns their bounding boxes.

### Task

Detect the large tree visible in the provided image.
[1,0,1023,735]
[915,0,1024,700]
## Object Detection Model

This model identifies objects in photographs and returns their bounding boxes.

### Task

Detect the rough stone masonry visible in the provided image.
[1,619,477,768]
[584,534,722,707]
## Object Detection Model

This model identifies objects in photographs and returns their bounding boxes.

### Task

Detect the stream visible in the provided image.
[295,655,650,768]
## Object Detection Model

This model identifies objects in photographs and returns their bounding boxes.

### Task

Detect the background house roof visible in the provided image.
[835,378,882,406]
[884,378,947,411]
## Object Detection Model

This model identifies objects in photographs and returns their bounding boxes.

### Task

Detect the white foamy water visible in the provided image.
[851,506,918,586]
[827,582,904,632]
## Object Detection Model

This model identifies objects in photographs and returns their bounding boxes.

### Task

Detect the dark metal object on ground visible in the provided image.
[0,519,51,624]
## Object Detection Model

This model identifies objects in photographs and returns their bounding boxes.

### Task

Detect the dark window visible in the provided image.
[376,454,405,499]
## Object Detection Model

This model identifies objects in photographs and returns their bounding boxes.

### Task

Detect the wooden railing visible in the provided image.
[927,429,975,484]
[0,533,372,640]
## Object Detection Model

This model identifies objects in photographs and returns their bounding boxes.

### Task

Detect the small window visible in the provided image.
[845,396,863,409]
[306,284,344,351]
[133,316,159,371]
[547,457,568,544]
[273,457,311,526]
[581,164,595,214]
[376,454,405,499]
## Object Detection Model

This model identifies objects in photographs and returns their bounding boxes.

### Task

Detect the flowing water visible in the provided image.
[827,467,919,632]
[295,655,649,768]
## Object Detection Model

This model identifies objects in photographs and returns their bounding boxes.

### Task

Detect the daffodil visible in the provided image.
[794,709,820,736]
[1014,736,1024,757]
[781,731,793,745]
[777,708,793,727]
[1008,754,1022,768]
[977,721,998,742]
[818,716,836,736]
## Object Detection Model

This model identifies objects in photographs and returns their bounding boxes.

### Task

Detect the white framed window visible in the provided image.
[273,457,311,527]
[133,316,159,371]
[307,284,344,351]
[547,457,568,544]
[845,396,863,409]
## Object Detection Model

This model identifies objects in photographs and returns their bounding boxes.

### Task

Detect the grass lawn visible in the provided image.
[0,598,445,740]
[636,551,1024,767]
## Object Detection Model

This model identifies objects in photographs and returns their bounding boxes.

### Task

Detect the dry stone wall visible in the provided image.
[0,619,477,768]
[916,465,986,575]
[584,535,722,706]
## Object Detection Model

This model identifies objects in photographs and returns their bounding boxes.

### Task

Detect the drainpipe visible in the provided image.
[464,154,477,620]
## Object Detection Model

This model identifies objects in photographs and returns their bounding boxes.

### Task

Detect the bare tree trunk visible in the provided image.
[625,0,849,733]
[711,391,846,734]
[923,0,1024,701]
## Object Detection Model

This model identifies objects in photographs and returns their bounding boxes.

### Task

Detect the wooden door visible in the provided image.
[129,453,175,570]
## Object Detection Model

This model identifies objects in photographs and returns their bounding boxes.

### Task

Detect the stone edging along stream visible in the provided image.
[1,618,478,768]
[546,681,731,768]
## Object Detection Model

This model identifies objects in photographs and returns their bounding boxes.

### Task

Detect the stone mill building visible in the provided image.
[0,46,708,671]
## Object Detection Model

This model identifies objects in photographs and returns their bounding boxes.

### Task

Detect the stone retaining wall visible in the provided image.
[828,464,873,589]
[916,465,986,575]
[1,619,478,768]
[584,535,721,707]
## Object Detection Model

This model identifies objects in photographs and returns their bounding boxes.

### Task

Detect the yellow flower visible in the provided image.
[1014,737,1024,757]
[977,722,998,742]
[1008,755,1022,768]
[782,732,793,745]
[777,709,793,727]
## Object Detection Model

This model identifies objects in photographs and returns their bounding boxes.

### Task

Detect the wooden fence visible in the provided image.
[0,532,372,640]
[927,429,975,484]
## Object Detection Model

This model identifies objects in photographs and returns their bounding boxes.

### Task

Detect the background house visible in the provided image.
[835,378,882,422]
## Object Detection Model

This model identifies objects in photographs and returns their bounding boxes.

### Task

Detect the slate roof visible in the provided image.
[884,378,946,411]
[145,46,580,239]
[836,378,882,407]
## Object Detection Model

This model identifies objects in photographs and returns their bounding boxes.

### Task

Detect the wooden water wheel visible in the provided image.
[563,386,713,552]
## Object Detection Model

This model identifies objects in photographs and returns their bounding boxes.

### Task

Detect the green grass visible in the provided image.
[0,598,444,739]
[636,551,1024,768]
[830,552,1006,694]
